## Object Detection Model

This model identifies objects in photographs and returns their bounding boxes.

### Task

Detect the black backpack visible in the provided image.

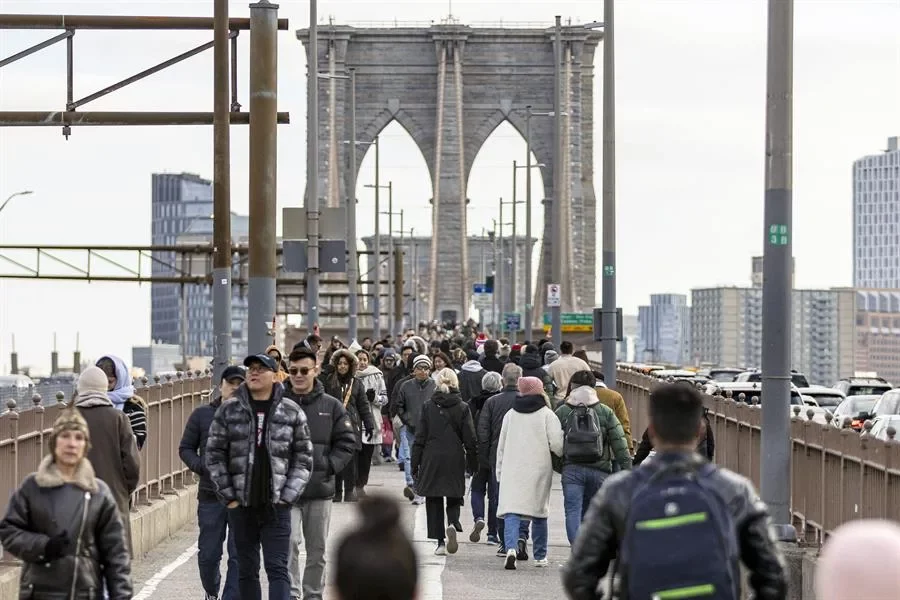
[563,404,604,463]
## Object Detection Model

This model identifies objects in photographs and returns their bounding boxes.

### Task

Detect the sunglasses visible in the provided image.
[289,366,315,376]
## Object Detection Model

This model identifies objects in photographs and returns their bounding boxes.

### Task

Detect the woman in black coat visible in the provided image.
[324,349,375,502]
[411,367,477,557]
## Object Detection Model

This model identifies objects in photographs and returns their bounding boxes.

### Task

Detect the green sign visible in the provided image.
[768,224,789,246]
[542,313,593,332]
[603,265,615,277]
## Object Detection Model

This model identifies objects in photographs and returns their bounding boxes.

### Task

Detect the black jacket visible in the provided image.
[411,390,478,498]
[519,351,554,395]
[396,376,437,434]
[0,456,132,600]
[179,396,223,502]
[633,414,715,466]
[561,452,788,600]
[458,361,486,405]
[206,384,314,506]
[283,380,357,500]
[480,354,505,374]
[476,386,518,471]
[324,350,376,450]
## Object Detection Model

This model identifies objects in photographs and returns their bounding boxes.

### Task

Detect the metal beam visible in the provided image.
[71,32,238,109]
[0,30,73,69]
[0,14,289,31]
[0,111,290,126]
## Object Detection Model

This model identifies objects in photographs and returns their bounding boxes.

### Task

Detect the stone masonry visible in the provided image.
[298,23,602,323]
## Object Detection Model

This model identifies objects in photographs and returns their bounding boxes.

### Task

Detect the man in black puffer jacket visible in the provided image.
[206,353,314,600]
[519,344,554,396]
[283,346,356,600]
[179,365,244,600]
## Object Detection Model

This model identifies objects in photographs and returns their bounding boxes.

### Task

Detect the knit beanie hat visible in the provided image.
[518,376,545,397]
[412,355,432,370]
[544,350,560,365]
[49,409,91,455]
[77,366,109,396]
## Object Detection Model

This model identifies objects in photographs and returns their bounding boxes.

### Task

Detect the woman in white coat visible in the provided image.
[496,376,564,570]
[353,346,388,496]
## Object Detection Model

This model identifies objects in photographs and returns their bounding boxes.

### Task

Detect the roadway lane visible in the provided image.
[131,462,575,599]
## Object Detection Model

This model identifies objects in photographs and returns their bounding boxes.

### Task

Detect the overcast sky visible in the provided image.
[0,0,898,374]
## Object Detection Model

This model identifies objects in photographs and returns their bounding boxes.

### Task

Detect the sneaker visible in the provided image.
[434,543,447,556]
[398,463,405,471]
[403,486,415,500]
[385,456,396,463]
[496,543,507,557]
[504,549,517,570]
[534,558,549,567]
[445,526,459,554]
[516,538,529,561]
[486,533,500,545]
[452,521,463,533]
[411,495,426,505]
[345,491,358,503]
[469,519,486,543]
[204,595,218,600]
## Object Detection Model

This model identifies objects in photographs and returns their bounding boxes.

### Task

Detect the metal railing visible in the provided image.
[612,366,900,544]
[0,371,211,524]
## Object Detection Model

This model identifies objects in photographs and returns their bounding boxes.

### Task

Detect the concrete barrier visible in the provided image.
[0,484,198,600]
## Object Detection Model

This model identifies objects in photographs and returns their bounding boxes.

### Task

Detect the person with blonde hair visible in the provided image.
[411,367,478,555]
[816,519,900,600]
[0,410,132,598]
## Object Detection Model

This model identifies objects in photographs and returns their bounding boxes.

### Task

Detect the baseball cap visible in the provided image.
[221,365,245,383]
[243,354,278,372]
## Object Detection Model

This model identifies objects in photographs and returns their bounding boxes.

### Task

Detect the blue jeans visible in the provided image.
[228,504,292,600]
[491,470,529,547]
[198,500,239,600]
[561,463,608,544]
[401,427,415,487]
[503,514,548,561]
[470,467,497,536]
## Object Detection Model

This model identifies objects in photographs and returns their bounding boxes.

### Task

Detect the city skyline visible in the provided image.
[1,0,898,373]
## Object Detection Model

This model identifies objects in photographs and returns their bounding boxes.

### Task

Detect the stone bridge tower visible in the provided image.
[298,22,602,324]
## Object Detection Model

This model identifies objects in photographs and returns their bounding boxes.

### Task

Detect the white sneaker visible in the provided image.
[412,495,425,505]
[534,558,549,567]
[504,549,517,570]
[434,543,447,556]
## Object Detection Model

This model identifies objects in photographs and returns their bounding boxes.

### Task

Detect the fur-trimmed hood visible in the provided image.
[403,335,428,356]
[35,454,98,492]
[330,348,359,376]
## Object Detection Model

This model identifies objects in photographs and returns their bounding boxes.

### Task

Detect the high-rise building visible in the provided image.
[853,137,900,288]
[151,173,250,359]
[636,294,691,365]
[691,286,855,385]
[854,289,900,385]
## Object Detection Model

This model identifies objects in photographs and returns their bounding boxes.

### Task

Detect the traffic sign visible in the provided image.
[503,312,522,332]
[473,293,492,310]
[542,313,593,332]
[547,284,562,307]
[473,283,492,294]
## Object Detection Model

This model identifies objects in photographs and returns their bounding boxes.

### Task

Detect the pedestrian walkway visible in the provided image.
[130,462,572,599]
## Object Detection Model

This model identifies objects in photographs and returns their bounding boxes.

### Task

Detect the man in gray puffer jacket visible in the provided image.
[206,353,314,600]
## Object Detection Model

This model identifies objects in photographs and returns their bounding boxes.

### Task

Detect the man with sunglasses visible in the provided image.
[179,365,244,600]
[283,347,356,600]
[206,354,314,600]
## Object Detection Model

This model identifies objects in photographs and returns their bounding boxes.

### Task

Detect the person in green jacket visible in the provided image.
[555,380,631,544]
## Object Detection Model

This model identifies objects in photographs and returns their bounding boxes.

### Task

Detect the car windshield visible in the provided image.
[809,394,844,409]
[848,385,892,396]
[845,398,878,415]
[874,392,900,416]
[710,371,739,382]
[791,374,810,387]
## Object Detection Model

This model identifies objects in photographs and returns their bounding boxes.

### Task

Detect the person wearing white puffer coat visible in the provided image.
[351,343,388,497]
[496,376,564,570]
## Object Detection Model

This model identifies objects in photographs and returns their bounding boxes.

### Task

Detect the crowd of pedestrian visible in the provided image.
[3,320,888,600]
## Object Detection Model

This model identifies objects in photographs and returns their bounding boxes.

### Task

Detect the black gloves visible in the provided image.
[44,531,71,561]
[366,388,376,402]
[365,429,375,442]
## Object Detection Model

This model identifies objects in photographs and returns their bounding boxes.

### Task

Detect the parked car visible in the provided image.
[834,376,893,398]
[831,395,881,431]
[652,369,698,382]
[698,367,744,383]
[870,390,900,418]
[734,369,810,388]
[866,415,900,441]
[797,386,845,414]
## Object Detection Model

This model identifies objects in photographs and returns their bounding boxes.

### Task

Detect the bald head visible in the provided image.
[816,520,900,600]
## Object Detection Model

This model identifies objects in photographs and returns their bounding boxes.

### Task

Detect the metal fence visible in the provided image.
[0,371,212,524]
[613,367,900,544]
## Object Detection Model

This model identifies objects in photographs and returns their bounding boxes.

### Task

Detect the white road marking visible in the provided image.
[414,502,445,600]
[132,543,198,600]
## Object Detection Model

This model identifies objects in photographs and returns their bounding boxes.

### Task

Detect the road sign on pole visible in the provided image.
[503,312,522,332]
[547,283,561,308]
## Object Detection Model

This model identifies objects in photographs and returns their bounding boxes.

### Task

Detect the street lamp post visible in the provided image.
[365,175,391,340]
[0,190,34,217]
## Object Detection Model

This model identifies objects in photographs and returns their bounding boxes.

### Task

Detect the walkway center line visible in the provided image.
[132,542,198,600]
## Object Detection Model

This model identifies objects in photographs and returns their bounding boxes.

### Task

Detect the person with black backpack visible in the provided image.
[554,381,632,544]
[561,383,788,600]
